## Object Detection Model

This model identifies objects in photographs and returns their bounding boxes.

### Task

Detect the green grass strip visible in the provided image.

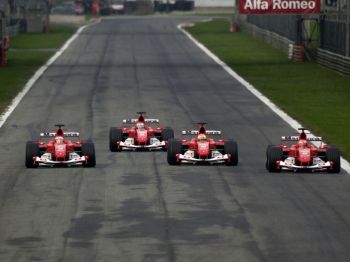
[10,25,75,49]
[0,25,75,114]
[0,51,52,112]
[186,19,350,159]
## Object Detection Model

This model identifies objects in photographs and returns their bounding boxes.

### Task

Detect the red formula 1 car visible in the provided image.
[266,128,341,173]
[25,124,96,168]
[109,112,174,152]
[167,123,238,166]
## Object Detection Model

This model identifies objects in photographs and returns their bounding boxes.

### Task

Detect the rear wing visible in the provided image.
[40,132,80,138]
[281,136,322,141]
[182,130,222,135]
[123,118,160,124]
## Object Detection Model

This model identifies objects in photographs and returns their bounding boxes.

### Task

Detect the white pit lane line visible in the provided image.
[178,23,350,174]
[0,19,101,129]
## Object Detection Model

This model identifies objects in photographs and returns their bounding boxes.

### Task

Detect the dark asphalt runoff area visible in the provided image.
[0,16,350,262]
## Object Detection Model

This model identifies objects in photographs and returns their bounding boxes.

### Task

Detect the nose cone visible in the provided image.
[197,142,209,157]
[299,148,311,163]
[137,130,148,143]
[55,144,66,158]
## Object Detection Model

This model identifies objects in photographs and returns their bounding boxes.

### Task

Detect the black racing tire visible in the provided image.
[224,140,238,166]
[266,146,282,172]
[82,142,96,167]
[161,127,174,141]
[266,144,274,169]
[109,127,122,152]
[25,141,40,168]
[167,138,182,165]
[326,146,341,173]
[266,145,274,157]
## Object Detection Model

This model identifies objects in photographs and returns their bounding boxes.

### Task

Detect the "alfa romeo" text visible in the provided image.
[244,0,316,10]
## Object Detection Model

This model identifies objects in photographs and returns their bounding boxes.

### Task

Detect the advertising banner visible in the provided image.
[239,0,321,14]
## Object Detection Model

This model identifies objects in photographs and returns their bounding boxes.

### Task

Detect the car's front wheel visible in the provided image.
[109,127,122,152]
[266,146,282,172]
[326,146,341,173]
[224,140,238,166]
[82,142,96,167]
[25,141,40,168]
[167,138,182,165]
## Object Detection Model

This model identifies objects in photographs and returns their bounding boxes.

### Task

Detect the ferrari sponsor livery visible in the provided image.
[109,112,174,152]
[26,124,96,168]
[167,123,238,166]
[266,128,340,173]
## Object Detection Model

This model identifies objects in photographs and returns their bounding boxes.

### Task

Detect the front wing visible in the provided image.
[177,153,229,164]
[34,156,87,166]
[278,160,332,171]
[118,141,166,151]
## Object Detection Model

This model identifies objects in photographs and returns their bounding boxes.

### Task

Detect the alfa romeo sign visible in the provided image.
[239,0,321,14]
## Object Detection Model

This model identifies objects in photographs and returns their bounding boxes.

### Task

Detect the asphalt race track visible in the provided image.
[0,16,350,262]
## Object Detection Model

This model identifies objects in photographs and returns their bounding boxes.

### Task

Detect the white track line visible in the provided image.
[0,20,100,129]
[178,24,350,174]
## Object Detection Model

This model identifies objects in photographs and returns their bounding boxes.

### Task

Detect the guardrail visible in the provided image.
[316,48,350,75]
[239,21,294,55]
[241,20,350,74]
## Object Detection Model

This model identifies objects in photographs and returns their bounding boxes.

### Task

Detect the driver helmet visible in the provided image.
[197,134,207,141]
[136,122,145,130]
[298,139,307,148]
[55,136,64,144]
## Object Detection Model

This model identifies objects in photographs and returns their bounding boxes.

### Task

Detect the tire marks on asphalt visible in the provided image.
[152,153,176,262]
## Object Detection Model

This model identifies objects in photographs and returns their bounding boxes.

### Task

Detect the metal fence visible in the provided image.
[239,1,350,74]
[320,20,347,56]
[244,1,350,57]
[247,14,298,42]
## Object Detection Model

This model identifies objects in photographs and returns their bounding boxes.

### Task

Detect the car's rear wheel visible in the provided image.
[224,140,238,166]
[109,127,122,152]
[82,142,96,167]
[25,141,39,168]
[167,138,182,165]
[266,146,282,172]
[161,127,174,141]
[326,146,341,173]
